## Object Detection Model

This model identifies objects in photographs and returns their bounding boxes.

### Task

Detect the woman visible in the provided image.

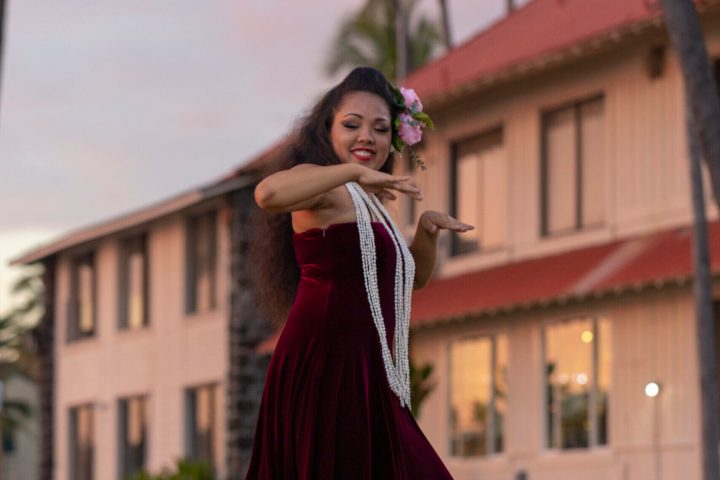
[247,67,472,479]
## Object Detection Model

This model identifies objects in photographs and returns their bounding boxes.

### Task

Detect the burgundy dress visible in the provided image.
[245,221,454,479]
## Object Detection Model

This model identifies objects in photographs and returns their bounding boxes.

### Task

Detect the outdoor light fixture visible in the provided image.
[645,382,661,398]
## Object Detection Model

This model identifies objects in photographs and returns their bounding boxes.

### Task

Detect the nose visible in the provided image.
[357,126,375,144]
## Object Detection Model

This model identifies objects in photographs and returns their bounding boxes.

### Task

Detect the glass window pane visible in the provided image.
[189,212,217,313]
[454,129,505,254]
[493,335,508,453]
[580,99,605,226]
[119,396,147,477]
[187,385,218,469]
[78,258,95,334]
[450,337,491,456]
[456,152,480,253]
[545,107,577,234]
[481,144,507,248]
[545,318,593,449]
[597,317,611,445]
[70,405,94,480]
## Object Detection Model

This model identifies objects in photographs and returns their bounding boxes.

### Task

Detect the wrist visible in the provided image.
[344,163,364,182]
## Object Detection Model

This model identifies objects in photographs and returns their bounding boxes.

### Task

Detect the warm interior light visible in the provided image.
[581,330,593,343]
[645,382,661,398]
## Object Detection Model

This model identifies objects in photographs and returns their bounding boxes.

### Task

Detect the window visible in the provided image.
[69,404,94,480]
[450,128,506,255]
[541,96,605,236]
[185,211,218,314]
[185,384,220,470]
[544,316,610,450]
[449,334,508,457]
[67,252,96,341]
[118,396,147,478]
[119,234,149,329]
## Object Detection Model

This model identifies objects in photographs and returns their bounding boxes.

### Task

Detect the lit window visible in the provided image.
[545,316,610,449]
[449,334,508,456]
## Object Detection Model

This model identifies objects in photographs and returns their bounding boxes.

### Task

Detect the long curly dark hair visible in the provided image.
[250,66,400,325]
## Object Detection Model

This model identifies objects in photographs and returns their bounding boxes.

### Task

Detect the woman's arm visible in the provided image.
[410,211,474,289]
[255,163,422,213]
[254,163,361,213]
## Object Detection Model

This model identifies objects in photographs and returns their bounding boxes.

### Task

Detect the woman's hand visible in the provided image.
[356,166,423,201]
[418,210,474,235]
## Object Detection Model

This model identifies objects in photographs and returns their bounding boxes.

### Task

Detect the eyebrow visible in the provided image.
[343,113,390,122]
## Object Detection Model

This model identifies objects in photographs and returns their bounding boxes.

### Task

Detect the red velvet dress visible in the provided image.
[245,221,454,479]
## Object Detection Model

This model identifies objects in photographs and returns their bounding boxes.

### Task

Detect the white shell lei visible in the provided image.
[345,182,415,409]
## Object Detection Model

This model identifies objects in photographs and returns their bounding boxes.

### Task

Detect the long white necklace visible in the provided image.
[345,182,415,409]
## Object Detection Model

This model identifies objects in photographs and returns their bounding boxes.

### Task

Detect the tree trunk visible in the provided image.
[437,0,452,50]
[661,0,720,210]
[687,97,720,480]
[391,0,408,80]
[660,2,720,478]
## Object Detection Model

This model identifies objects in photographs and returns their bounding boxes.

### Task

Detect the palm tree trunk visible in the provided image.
[687,98,720,480]
[391,0,408,80]
[437,0,452,50]
[660,0,720,209]
[660,2,720,478]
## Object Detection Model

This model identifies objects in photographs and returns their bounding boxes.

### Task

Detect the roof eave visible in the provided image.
[10,174,255,266]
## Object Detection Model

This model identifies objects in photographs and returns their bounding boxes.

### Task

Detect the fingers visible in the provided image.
[422,212,474,233]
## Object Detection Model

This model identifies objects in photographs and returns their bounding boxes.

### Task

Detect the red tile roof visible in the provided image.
[404,0,674,103]
[412,221,720,326]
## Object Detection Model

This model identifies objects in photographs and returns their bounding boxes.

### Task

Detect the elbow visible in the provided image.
[413,275,430,291]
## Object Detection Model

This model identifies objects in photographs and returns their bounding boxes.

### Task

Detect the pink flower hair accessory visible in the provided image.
[389,83,434,170]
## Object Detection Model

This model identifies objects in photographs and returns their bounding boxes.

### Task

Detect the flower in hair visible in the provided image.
[389,83,434,170]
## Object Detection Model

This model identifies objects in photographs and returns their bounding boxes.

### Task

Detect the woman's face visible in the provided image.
[330,91,392,171]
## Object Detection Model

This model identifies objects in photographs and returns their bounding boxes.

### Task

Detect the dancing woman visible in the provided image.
[246,66,473,479]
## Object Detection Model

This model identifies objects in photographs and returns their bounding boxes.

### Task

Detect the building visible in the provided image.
[12,0,720,479]
[11,162,274,480]
[399,0,720,479]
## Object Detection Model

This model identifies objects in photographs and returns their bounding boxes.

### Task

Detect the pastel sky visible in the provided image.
[0,0,529,314]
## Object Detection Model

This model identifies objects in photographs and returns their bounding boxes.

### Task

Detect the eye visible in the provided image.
[375,127,390,133]
[342,122,358,129]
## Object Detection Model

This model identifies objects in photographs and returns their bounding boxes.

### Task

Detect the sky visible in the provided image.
[0,0,530,314]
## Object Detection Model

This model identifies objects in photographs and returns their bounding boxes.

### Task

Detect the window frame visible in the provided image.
[117,394,148,479]
[118,233,150,330]
[184,383,220,471]
[541,314,611,452]
[446,332,508,458]
[184,209,219,315]
[68,403,95,480]
[540,94,605,238]
[67,251,97,342]
[449,126,506,257]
